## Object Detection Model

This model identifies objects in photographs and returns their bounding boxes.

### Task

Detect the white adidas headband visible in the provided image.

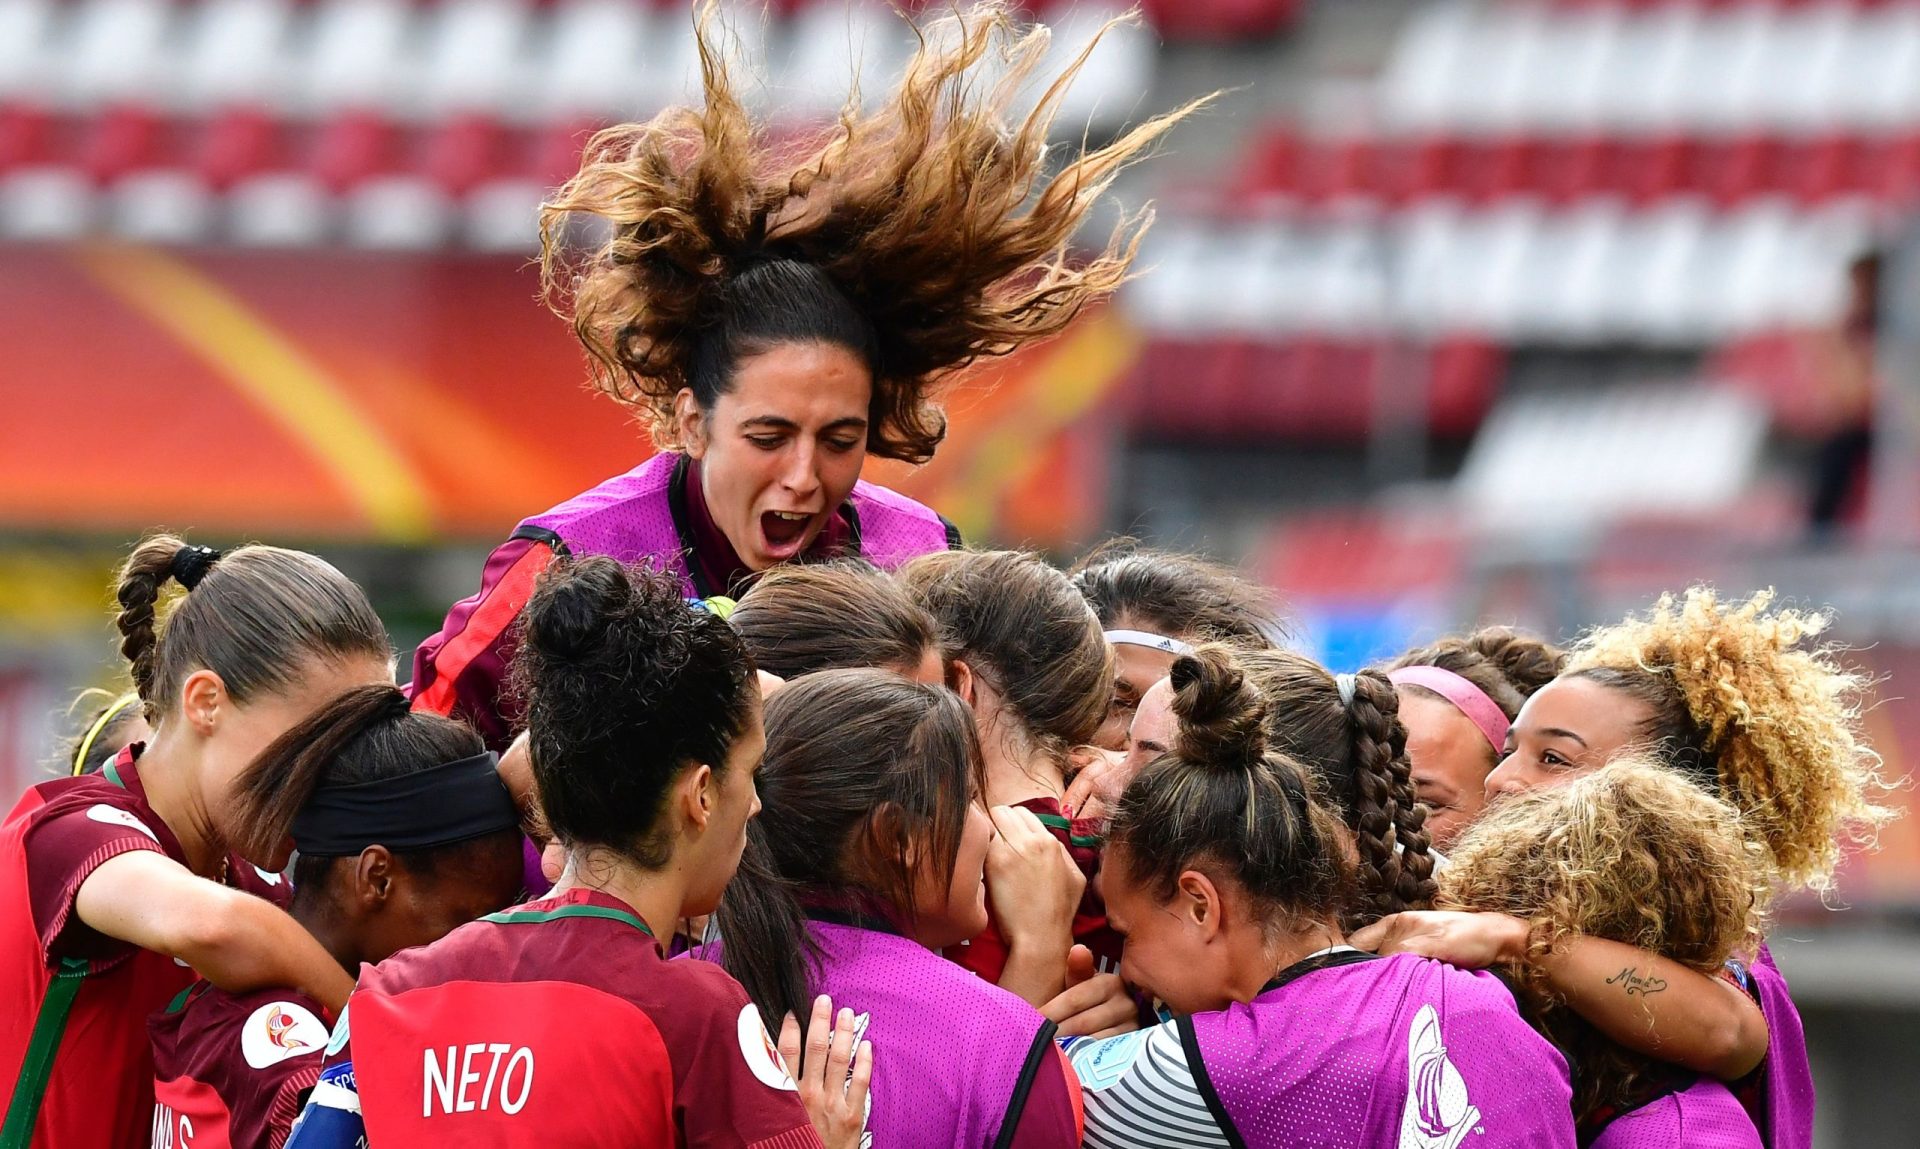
[1104,629,1195,657]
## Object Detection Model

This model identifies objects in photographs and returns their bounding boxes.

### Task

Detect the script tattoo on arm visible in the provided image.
[1605,967,1669,997]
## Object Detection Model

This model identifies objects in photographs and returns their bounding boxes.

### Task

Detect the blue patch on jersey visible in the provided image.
[1068,1029,1152,1092]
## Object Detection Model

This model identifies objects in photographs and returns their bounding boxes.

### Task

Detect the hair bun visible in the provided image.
[524,557,635,662]
[1169,646,1268,770]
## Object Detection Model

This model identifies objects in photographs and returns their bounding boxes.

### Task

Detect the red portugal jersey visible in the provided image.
[0,745,288,1149]
[334,887,822,1149]
[946,797,1126,983]
[149,981,332,1149]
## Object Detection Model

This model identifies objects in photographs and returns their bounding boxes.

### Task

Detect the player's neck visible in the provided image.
[977,697,1065,808]
[137,730,227,879]
[554,847,693,949]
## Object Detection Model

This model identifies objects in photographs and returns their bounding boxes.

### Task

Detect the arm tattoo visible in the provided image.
[1606,966,1669,997]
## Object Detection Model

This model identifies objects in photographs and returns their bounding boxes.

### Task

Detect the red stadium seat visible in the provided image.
[309,111,401,194]
[193,107,288,191]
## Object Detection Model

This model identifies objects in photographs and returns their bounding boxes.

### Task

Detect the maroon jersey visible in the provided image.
[333,887,822,1149]
[0,745,288,1149]
[947,797,1126,982]
[149,981,332,1149]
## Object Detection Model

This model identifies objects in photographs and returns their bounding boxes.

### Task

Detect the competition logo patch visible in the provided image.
[1067,1029,1151,1092]
[1398,1004,1481,1149]
[737,1004,800,1092]
[242,1001,330,1070]
[85,803,159,843]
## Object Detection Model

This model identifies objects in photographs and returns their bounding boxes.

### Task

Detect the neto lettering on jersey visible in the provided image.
[423,1044,534,1117]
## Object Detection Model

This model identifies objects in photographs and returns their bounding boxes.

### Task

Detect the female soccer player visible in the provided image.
[1069,538,1283,751]
[1224,649,1439,927]
[902,549,1121,1000]
[1064,649,1577,1148]
[410,1,1205,751]
[149,685,525,1149]
[730,562,943,683]
[1361,588,1887,1149]
[1382,627,1564,852]
[715,668,1081,1148]
[1442,760,1765,1147]
[289,557,861,1149]
[0,536,393,1148]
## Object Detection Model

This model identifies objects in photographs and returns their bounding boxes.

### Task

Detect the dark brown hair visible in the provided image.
[511,556,757,868]
[1386,626,1565,721]
[1108,648,1350,936]
[113,534,390,726]
[1070,537,1283,648]
[1230,648,1437,927]
[899,549,1113,761]
[730,561,937,680]
[230,684,520,893]
[540,1,1208,463]
[717,669,983,1031]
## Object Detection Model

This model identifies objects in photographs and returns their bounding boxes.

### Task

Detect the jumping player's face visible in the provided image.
[1397,688,1498,853]
[682,695,769,918]
[680,341,873,573]
[909,800,994,949]
[1485,676,1650,801]
[1093,642,1179,751]
[202,654,395,864]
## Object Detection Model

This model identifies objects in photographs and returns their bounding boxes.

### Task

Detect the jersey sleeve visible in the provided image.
[407,534,557,751]
[22,793,172,966]
[1066,1023,1233,1149]
[663,968,822,1149]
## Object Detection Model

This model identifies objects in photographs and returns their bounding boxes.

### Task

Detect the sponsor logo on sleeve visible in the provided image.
[1068,1028,1152,1092]
[243,1001,330,1070]
[1398,1004,1482,1149]
[85,803,159,843]
[736,1004,800,1092]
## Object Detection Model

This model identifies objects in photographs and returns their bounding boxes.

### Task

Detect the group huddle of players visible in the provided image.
[0,4,1894,1147]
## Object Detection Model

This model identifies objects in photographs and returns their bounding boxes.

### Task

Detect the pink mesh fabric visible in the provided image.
[1185,953,1577,1149]
[1592,1079,1764,1149]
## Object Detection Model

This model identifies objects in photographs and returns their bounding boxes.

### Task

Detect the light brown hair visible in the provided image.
[730,561,937,680]
[1439,758,1766,1121]
[1564,587,1891,891]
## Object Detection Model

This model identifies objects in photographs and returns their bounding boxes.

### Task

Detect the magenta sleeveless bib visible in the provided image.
[518,453,954,597]
[702,918,1058,1149]
[1182,951,1577,1149]
[1592,1078,1764,1149]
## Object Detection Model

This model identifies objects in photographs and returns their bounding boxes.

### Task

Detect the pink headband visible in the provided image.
[1388,666,1511,753]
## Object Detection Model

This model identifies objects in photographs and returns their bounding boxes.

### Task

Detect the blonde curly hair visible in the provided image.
[540,1,1207,463]
[1563,587,1891,891]
[1439,758,1767,1122]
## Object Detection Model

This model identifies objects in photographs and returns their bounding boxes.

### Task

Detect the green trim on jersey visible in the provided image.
[480,903,655,938]
[0,957,92,1149]
[1032,811,1102,850]
[102,757,126,790]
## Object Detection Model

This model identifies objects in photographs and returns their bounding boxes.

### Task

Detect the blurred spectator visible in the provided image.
[1806,252,1882,540]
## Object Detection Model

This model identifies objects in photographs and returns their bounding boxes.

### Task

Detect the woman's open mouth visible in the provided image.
[758,510,816,559]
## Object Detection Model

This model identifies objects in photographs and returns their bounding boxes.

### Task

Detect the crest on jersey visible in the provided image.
[1398,1004,1481,1149]
[737,1004,800,1092]
[86,803,159,843]
[242,1001,330,1070]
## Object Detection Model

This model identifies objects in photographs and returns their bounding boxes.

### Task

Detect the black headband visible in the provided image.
[291,752,520,857]
[171,545,222,590]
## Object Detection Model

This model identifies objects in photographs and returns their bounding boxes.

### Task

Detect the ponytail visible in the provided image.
[110,533,389,726]
[717,827,818,1034]
[1341,671,1437,925]
[227,685,412,866]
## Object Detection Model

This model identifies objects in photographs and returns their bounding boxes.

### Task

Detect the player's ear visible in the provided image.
[677,762,716,834]
[353,845,396,909]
